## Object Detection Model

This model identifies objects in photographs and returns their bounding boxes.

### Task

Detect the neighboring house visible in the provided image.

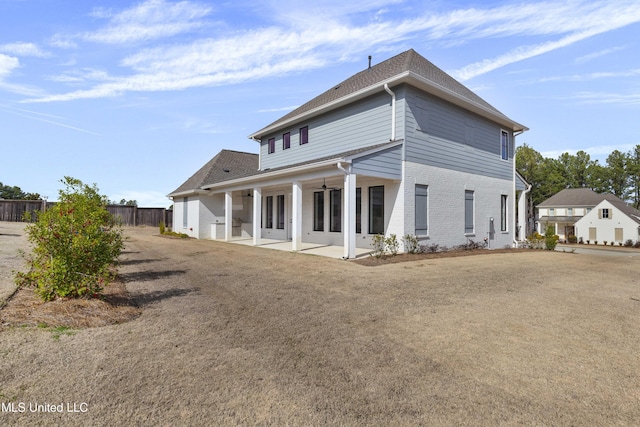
[536,188,640,243]
[575,199,640,244]
[169,49,528,258]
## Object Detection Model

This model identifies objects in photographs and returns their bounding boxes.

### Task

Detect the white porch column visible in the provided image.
[292,181,302,251]
[224,191,232,241]
[253,187,262,246]
[343,170,356,259]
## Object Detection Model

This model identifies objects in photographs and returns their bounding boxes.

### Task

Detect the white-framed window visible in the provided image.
[500,130,509,160]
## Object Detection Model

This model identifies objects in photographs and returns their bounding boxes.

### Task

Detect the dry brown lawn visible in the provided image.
[1,224,639,426]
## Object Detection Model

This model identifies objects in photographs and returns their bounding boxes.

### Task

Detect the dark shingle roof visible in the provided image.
[608,198,640,224]
[537,188,640,223]
[168,150,259,196]
[252,49,515,138]
[537,188,619,207]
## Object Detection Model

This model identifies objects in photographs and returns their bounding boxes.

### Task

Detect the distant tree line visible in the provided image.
[1,182,138,207]
[0,182,41,200]
[516,143,640,213]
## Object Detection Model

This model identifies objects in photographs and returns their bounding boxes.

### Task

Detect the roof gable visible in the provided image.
[249,49,526,139]
[575,199,640,225]
[537,188,619,207]
[169,150,259,196]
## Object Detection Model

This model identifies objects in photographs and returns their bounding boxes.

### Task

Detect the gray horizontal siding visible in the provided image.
[260,91,395,170]
[403,86,513,181]
[352,145,402,179]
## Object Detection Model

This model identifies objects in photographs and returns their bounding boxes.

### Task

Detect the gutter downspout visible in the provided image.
[384,84,396,141]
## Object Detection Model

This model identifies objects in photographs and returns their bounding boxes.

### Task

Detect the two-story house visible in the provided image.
[169,49,529,258]
[537,188,640,243]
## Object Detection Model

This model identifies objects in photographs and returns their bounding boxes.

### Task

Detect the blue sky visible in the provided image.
[1,0,639,206]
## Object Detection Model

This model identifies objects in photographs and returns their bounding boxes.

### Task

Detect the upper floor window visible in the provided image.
[567,207,573,216]
[283,132,290,150]
[501,130,509,160]
[549,208,555,216]
[300,126,309,145]
[600,208,611,219]
[268,138,275,154]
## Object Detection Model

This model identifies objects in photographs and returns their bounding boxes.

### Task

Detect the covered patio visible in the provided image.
[228,238,373,259]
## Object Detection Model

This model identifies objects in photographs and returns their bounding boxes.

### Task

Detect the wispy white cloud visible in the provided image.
[20,0,640,102]
[0,42,49,57]
[571,91,640,105]
[575,45,627,64]
[0,53,19,77]
[451,1,640,80]
[0,105,100,135]
[258,106,299,113]
[83,0,212,44]
[537,69,640,83]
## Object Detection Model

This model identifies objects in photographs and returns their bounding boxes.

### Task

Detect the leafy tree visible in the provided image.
[516,144,545,237]
[15,177,124,301]
[604,150,630,199]
[23,192,42,200]
[557,150,597,189]
[0,182,26,199]
[627,145,640,209]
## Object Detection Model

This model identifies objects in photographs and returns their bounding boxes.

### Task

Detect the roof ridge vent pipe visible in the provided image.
[384,83,396,141]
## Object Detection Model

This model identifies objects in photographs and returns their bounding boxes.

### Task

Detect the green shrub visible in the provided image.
[567,235,578,244]
[624,239,633,247]
[15,177,124,301]
[544,226,559,251]
[371,234,386,258]
[385,234,399,256]
[527,232,545,249]
[402,234,419,254]
[159,221,166,234]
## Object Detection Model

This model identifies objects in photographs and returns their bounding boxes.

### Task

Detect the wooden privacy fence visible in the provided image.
[0,200,54,222]
[105,205,173,227]
[0,200,172,227]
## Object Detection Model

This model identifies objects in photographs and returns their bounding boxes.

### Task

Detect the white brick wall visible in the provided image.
[404,161,514,249]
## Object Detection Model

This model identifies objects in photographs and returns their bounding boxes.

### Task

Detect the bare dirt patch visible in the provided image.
[1,226,639,426]
[0,282,140,328]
